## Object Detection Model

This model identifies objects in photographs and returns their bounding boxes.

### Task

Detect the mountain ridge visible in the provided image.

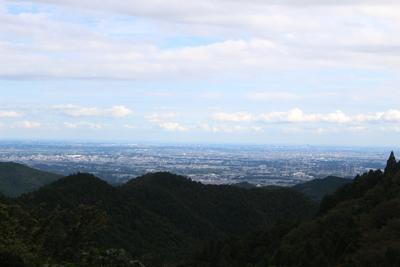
[0,161,63,197]
[183,152,400,267]
[13,171,318,265]
[233,175,353,202]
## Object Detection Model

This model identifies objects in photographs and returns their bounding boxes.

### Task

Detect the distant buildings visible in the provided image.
[0,140,388,186]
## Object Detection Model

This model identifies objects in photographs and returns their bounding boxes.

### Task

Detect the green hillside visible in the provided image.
[292,176,353,202]
[5,153,398,267]
[13,171,318,266]
[0,162,63,197]
[183,152,400,267]
[231,181,257,189]
[240,176,353,202]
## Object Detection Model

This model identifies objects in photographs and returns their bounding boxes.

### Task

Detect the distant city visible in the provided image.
[0,140,393,187]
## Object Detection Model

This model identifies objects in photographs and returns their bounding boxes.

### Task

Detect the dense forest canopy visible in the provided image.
[1,151,400,267]
[4,171,317,266]
[184,152,400,267]
[0,162,63,197]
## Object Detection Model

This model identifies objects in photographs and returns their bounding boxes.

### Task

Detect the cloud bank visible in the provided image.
[53,105,132,119]
[0,110,24,118]
[210,109,400,124]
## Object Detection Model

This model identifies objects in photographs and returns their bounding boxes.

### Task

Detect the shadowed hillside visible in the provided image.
[0,162,63,197]
[235,176,353,202]
[292,176,352,202]
[14,171,318,265]
[183,152,400,267]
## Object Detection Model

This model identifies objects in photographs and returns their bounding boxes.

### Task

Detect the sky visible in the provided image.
[1,0,400,146]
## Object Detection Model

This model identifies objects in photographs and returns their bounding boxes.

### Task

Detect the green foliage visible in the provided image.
[385,151,397,174]
[182,152,400,267]
[13,172,318,266]
[0,162,63,197]
[258,176,352,202]
[231,182,256,189]
[0,203,32,266]
[181,212,303,267]
[292,176,352,202]
[40,258,77,267]
[0,191,10,204]
[81,247,145,267]
[0,201,107,266]
[9,151,400,267]
[317,169,384,216]
[37,248,145,267]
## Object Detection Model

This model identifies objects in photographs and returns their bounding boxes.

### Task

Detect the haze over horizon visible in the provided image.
[1,0,400,146]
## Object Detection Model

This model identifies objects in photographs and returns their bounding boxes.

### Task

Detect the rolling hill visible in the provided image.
[13,171,318,265]
[234,176,353,202]
[0,161,63,197]
[184,153,400,267]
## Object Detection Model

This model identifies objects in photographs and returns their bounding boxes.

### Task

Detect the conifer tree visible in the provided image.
[385,151,397,174]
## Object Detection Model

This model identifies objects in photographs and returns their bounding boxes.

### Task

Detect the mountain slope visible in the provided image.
[14,171,318,265]
[121,172,318,237]
[240,176,353,202]
[292,176,352,202]
[184,153,400,267]
[231,181,257,189]
[0,162,63,197]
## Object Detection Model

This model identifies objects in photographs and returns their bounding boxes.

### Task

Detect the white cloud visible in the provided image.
[317,127,341,133]
[277,108,321,123]
[234,125,249,131]
[63,121,113,129]
[322,110,352,123]
[56,105,132,119]
[353,110,400,123]
[282,127,303,132]
[380,126,400,132]
[146,92,175,98]
[220,125,234,133]
[2,1,400,145]
[211,112,258,123]
[247,92,299,101]
[212,124,249,133]
[200,93,222,100]
[251,126,263,132]
[2,1,400,83]
[352,112,384,123]
[210,109,322,123]
[0,110,24,118]
[123,124,137,129]
[213,127,221,133]
[159,123,189,131]
[211,109,400,124]
[144,113,180,122]
[12,121,41,128]
[51,104,80,110]
[199,123,212,131]
[348,126,366,131]
[43,123,59,130]
[382,109,400,122]
[0,121,5,128]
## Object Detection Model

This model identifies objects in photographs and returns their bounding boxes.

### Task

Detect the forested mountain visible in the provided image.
[0,162,63,197]
[12,172,318,266]
[184,152,400,267]
[292,176,352,202]
[234,175,352,202]
[231,181,256,189]
[4,152,399,267]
